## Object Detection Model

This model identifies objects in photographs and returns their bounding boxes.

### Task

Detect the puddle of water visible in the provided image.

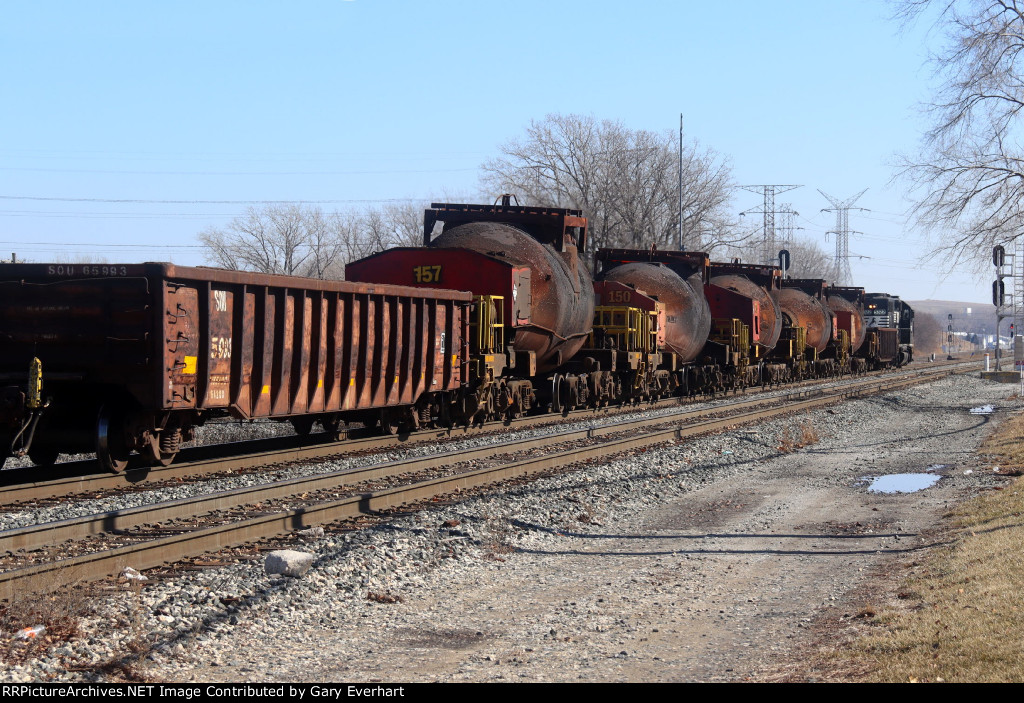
[865,473,942,494]
[970,405,995,415]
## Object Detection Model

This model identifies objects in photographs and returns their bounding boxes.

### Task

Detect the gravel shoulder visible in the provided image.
[3,372,1012,683]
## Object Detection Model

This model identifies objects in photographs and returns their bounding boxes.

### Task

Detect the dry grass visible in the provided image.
[827,412,1024,683]
[366,591,403,604]
[778,420,819,453]
[0,577,165,681]
[980,410,1024,474]
[0,587,89,666]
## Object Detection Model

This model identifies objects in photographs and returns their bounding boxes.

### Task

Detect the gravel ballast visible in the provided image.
[1,372,1014,682]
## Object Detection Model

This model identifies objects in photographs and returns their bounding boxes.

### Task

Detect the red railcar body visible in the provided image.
[826,286,867,353]
[345,248,533,333]
[707,263,783,350]
[704,284,762,345]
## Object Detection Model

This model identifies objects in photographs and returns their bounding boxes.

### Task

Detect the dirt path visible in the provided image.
[154,374,1011,683]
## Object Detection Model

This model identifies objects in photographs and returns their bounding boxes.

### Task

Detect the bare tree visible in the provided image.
[199,206,312,276]
[481,113,738,255]
[913,311,944,355]
[331,211,375,272]
[382,201,428,248]
[358,202,425,250]
[717,236,834,278]
[304,208,347,280]
[898,0,1024,266]
[783,238,835,279]
[199,202,430,279]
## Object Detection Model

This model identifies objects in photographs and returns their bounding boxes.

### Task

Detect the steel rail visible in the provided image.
[0,362,973,554]
[0,362,970,601]
[0,359,974,504]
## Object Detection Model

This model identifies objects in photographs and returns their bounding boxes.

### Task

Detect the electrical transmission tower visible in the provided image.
[739,185,801,265]
[819,189,867,285]
[776,203,800,248]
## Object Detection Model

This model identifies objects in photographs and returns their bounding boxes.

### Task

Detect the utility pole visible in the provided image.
[819,189,867,286]
[678,113,684,250]
[739,185,801,265]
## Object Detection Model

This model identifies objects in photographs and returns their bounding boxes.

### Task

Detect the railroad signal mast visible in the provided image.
[947,313,955,357]
[991,244,1024,370]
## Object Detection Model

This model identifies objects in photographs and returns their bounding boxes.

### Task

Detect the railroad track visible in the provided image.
[0,357,971,504]
[0,360,976,600]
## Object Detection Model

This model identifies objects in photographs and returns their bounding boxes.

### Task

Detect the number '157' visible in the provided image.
[414,265,442,284]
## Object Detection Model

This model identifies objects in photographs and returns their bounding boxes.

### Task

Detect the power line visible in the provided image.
[0,195,423,205]
[0,240,203,248]
[0,149,488,160]
[0,166,477,176]
[0,211,238,219]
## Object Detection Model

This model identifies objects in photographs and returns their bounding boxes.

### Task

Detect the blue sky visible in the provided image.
[0,0,993,304]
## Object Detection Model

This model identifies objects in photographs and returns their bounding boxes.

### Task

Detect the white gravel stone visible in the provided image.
[0,371,1013,683]
[264,550,315,577]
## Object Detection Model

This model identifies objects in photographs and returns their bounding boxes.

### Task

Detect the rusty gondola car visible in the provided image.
[0,264,471,471]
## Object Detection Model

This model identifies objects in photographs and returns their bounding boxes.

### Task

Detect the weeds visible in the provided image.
[0,586,90,666]
[366,591,402,604]
[778,420,820,452]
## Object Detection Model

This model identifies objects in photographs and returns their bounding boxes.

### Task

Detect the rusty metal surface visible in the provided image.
[708,262,781,286]
[430,221,593,373]
[709,274,782,349]
[776,287,833,352]
[826,287,866,352]
[0,265,472,427]
[596,249,711,284]
[424,201,588,253]
[599,262,711,362]
[163,272,470,417]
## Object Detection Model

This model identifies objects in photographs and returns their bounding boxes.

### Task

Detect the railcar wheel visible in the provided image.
[437,399,453,429]
[561,377,577,412]
[381,410,400,435]
[96,405,131,473]
[291,416,316,436]
[141,444,175,467]
[28,446,59,467]
[142,430,179,467]
[550,374,563,414]
[320,415,343,440]
[507,394,522,421]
